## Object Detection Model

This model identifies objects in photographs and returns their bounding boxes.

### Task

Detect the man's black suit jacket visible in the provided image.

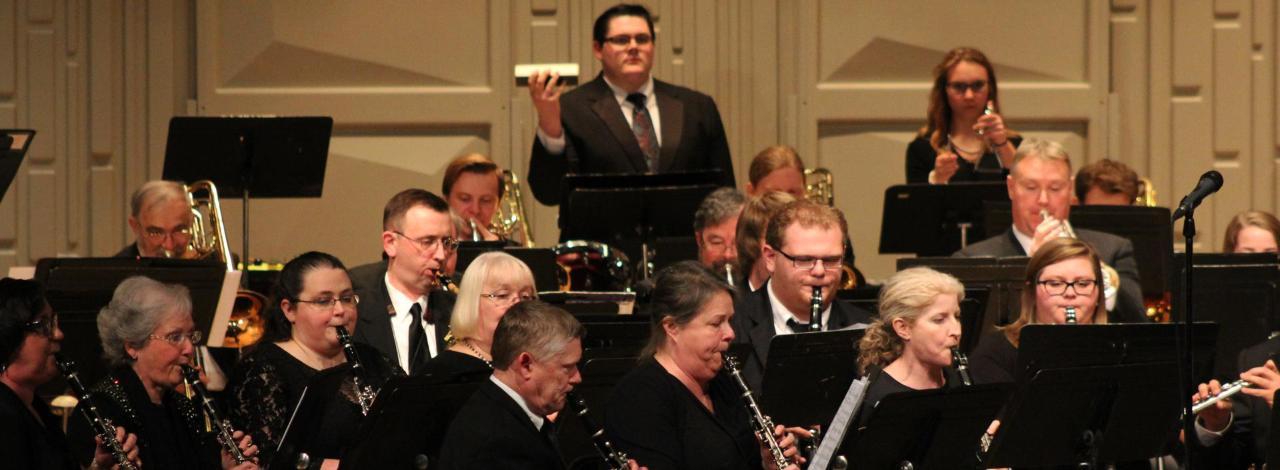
[348,260,455,376]
[436,379,565,470]
[527,74,735,212]
[1189,336,1280,468]
[730,282,873,394]
[953,227,1147,324]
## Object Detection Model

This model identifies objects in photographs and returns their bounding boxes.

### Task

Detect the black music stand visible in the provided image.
[1015,323,1218,384]
[838,286,990,354]
[0,129,35,203]
[339,375,486,470]
[456,243,562,293]
[560,171,722,278]
[1171,253,1280,380]
[898,257,1027,343]
[162,116,333,269]
[834,383,1013,470]
[760,328,866,428]
[272,364,359,469]
[879,182,1009,256]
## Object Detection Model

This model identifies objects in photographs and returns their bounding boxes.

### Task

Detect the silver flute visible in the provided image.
[951,347,973,386]
[1192,379,1252,414]
[335,325,378,415]
[55,354,138,470]
[180,365,250,464]
[724,354,791,469]
[565,391,629,470]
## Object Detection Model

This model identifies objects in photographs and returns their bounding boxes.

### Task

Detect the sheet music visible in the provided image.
[205,270,242,346]
[810,376,870,470]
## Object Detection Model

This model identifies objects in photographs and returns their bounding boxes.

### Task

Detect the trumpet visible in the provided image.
[180,365,250,464]
[334,326,378,415]
[724,354,791,469]
[55,354,137,470]
[951,347,973,387]
[1192,379,1252,414]
[565,392,629,470]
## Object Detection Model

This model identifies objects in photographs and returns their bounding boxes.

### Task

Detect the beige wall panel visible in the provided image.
[26,170,54,259]
[0,0,14,96]
[1251,0,1276,210]
[1110,0,1149,173]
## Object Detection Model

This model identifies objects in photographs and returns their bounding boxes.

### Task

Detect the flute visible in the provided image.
[180,365,249,464]
[1192,379,1252,414]
[55,354,137,470]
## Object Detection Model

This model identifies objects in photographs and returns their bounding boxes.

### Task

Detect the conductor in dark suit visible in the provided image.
[730,201,873,394]
[438,300,641,470]
[953,138,1146,323]
[525,3,735,216]
[349,189,458,376]
[1189,336,1280,468]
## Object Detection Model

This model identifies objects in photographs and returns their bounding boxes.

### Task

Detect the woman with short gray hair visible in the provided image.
[68,276,259,469]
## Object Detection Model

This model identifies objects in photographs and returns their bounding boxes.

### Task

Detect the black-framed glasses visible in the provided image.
[24,314,59,337]
[603,34,653,46]
[392,231,459,254]
[1037,279,1097,296]
[148,330,203,347]
[142,226,193,242]
[480,291,535,306]
[294,294,361,309]
[775,249,842,271]
[946,80,987,94]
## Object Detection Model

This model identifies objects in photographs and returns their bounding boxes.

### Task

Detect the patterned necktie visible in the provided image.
[626,92,660,172]
[407,302,427,373]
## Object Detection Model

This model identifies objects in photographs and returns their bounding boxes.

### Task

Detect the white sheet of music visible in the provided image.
[810,376,870,470]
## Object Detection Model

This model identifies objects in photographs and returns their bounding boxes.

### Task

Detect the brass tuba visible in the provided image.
[184,180,266,348]
[489,170,535,248]
[804,168,858,289]
[1134,177,1158,207]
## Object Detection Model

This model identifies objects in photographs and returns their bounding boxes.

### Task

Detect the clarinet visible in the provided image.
[55,354,137,470]
[1065,306,1078,324]
[808,286,823,332]
[951,347,973,387]
[565,391,629,470]
[724,354,791,469]
[334,325,377,415]
[180,365,249,464]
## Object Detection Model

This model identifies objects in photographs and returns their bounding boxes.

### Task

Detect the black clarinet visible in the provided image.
[55,354,137,470]
[951,347,973,386]
[334,325,377,415]
[180,365,249,464]
[809,286,823,332]
[565,391,629,470]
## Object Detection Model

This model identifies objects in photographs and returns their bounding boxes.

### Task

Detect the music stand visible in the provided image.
[272,365,358,469]
[898,257,1027,343]
[1171,253,1280,380]
[760,328,866,428]
[560,171,721,278]
[1016,323,1219,384]
[339,375,485,470]
[878,182,1009,256]
[838,286,990,354]
[0,129,35,204]
[456,243,562,293]
[162,116,333,269]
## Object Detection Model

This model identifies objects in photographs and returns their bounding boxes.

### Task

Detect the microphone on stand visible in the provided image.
[1171,170,1224,221]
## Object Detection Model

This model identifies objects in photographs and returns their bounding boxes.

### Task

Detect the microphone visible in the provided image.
[1171,170,1224,221]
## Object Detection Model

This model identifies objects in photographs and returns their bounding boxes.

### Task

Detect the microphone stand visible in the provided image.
[1178,210,1196,468]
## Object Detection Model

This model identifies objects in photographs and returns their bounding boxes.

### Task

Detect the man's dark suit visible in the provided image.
[1189,336,1280,468]
[953,227,1147,324]
[348,260,455,376]
[436,379,565,470]
[527,73,735,211]
[730,282,873,394]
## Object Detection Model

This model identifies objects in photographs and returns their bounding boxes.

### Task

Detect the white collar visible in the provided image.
[384,272,426,316]
[1011,224,1035,255]
[602,74,655,104]
[490,374,544,429]
[766,280,832,332]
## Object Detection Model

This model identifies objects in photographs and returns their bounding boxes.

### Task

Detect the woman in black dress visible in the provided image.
[227,251,398,468]
[67,276,257,469]
[854,267,966,426]
[604,261,803,470]
[423,251,535,381]
[905,47,1020,184]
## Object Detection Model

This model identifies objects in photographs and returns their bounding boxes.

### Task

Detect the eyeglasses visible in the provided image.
[142,226,193,242]
[393,231,459,254]
[946,80,987,94]
[603,34,653,46]
[1037,279,1097,296]
[24,314,59,337]
[294,295,361,309]
[148,330,203,347]
[481,291,535,306]
[775,249,843,271]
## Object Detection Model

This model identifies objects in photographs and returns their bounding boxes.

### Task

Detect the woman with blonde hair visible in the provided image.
[855,267,965,423]
[423,251,535,380]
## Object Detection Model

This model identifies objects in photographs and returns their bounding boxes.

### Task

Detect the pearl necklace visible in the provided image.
[461,339,494,368]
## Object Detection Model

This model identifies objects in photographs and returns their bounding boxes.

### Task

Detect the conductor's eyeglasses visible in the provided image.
[775,249,842,271]
[1037,279,1097,296]
[603,34,653,47]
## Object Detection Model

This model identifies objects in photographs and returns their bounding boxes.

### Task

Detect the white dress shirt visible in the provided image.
[536,75,662,154]
[767,280,833,335]
[384,273,439,373]
[491,375,545,429]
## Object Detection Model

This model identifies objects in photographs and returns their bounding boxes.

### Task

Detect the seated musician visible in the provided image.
[436,300,632,469]
[68,276,258,469]
[745,146,805,198]
[735,191,798,292]
[443,153,505,242]
[1188,338,1280,468]
[605,261,803,470]
[967,237,1105,384]
[117,180,194,259]
[227,252,397,467]
[731,200,872,393]
[693,187,746,280]
[854,267,966,426]
[954,138,1145,323]
[0,278,139,469]
[1223,211,1280,253]
[1075,158,1139,206]
[420,251,536,382]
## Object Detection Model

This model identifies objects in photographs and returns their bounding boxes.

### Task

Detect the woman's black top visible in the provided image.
[418,349,491,383]
[968,330,1019,384]
[66,366,219,469]
[855,365,963,428]
[227,341,399,464]
[604,358,763,470]
[0,381,76,470]
[905,135,1023,183]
